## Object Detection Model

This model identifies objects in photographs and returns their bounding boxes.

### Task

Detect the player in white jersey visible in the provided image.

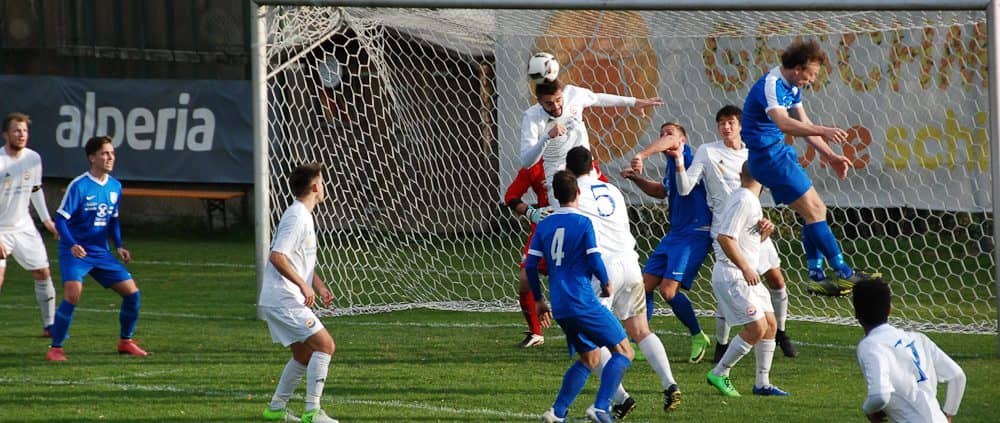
[667,106,797,360]
[567,146,681,415]
[260,163,339,423]
[0,113,58,337]
[706,162,789,398]
[853,279,965,423]
[520,79,662,206]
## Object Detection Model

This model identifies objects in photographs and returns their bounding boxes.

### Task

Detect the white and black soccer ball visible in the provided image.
[527,52,560,84]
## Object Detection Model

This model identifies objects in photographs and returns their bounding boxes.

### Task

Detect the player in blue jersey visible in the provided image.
[624,122,714,364]
[527,170,633,423]
[45,136,147,361]
[741,39,878,293]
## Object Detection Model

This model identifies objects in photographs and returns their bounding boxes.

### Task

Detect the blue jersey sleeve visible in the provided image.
[57,180,82,220]
[581,220,609,289]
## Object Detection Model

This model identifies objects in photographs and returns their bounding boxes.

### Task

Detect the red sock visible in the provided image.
[518,291,542,335]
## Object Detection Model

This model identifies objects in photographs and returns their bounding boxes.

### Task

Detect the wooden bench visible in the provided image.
[119,188,245,230]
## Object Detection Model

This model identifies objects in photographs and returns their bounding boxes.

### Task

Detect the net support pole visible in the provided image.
[251,1,271,320]
[989,0,1000,355]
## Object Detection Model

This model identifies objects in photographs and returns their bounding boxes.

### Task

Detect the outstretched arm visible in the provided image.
[620,169,666,199]
[788,107,851,179]
[630,132,682,174]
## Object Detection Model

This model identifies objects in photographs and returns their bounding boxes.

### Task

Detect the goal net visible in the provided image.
[257,5,996,333]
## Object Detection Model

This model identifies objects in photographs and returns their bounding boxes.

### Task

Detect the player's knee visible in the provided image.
[659,282,679,301]
[742,320,767,344]
[579,350,602,369]
[764,270,785,290]
[616,340,635,361]
[31,268,50,280]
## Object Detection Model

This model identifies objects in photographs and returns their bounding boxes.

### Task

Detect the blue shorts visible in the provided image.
[59,249,133,288]
[748,143,813,205]
[643,230,712,290]
[556,306,627,357]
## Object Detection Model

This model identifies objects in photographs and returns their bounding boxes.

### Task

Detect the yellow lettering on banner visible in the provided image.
[702,21,750,92]
[884,109,988,171]
[884,127,911,170]
[914,125,954,170]
[838,19,883,92]
[971,111,989,171]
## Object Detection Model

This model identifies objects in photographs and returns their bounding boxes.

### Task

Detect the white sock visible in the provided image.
[712,334,753,377]
[639,334,676,388]
[270,359,307,409]
[715,314,731,345]
[770,288,788,332]
[755,338,777,388]
[35,279,55,327]
[305,352,331,412]
[596,347,629,404]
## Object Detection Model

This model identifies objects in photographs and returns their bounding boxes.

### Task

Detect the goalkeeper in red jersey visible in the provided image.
[505,159,611,348]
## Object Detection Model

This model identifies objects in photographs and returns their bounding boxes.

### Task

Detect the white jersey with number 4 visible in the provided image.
[857,324,966,422]
[0,148,43,232]
[259,201,317,308]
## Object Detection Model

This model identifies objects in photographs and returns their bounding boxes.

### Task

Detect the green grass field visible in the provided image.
[0,231,997,422]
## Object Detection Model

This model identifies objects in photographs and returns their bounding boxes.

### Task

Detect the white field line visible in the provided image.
[0,376,539,419]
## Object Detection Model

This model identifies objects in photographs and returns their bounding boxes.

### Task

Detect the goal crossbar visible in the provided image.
[255,0,989,12]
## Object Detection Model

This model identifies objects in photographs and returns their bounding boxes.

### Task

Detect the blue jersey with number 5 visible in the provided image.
[56,173,122,253]
[527,209,605,319]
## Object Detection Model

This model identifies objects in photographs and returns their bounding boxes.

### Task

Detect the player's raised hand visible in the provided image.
[821,126,849,144]
[757,218,775,241]
[634,97,664,118]
[822,152,852,180]
[629,155,644,173]
[547,123,566,139]
[526,206,553,223]
[117,247,132,264]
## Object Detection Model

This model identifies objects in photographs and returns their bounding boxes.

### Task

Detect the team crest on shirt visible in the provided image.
[746,306,757,316]
[21,171,30,181]
[109,192,119,204]
[305,318,317,329]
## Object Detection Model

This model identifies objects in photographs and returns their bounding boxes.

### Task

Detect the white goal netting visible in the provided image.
[259,6,996,334]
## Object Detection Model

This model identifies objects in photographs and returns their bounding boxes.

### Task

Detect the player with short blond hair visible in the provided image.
[0,112,58,337]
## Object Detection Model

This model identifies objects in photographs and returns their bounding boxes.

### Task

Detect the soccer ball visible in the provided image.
[527,52,560,83]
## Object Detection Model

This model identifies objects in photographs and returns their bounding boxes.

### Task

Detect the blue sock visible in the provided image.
[595,353,631,411]
[645,292,655,323]
[667,292,701,335]
[552,360,591,418]
[803,221,852,277]
[119,291,141,339]
[51,300,76,348]
[801,227,825,271]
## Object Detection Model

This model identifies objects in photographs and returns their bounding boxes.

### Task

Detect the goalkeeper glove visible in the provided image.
[525,206,553,223]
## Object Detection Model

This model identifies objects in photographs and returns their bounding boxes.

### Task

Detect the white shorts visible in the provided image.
[756,237,781,275]
[711,266,774,327]
[592,252,646,321]
[0,228,50,270]
[260,305,325,347]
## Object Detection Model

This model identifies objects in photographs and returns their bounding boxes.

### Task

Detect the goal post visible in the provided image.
[251,0,1000,340]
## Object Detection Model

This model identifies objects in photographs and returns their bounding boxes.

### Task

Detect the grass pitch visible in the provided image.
[0,231,997,422]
